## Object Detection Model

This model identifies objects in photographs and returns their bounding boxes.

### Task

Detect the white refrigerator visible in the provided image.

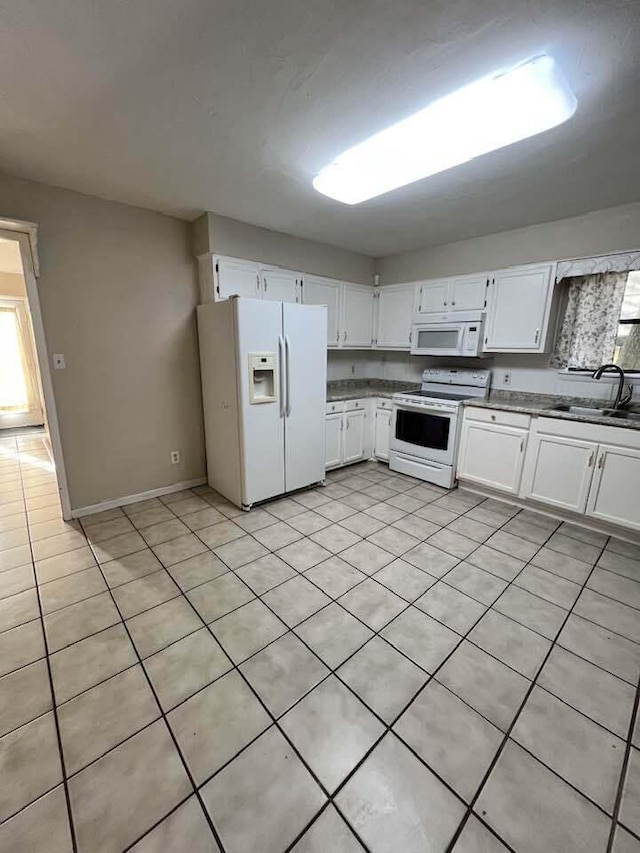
[197,297,328,509]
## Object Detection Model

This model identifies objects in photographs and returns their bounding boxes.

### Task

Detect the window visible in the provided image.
[615,271,640,370]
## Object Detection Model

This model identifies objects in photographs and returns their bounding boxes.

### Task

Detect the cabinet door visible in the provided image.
[450,275,488,311]
[325,414,343,469]
[374,409,391,461]
[484,264,554,351]
[341,283,374,348]
[458,421,527,494]
[215,257,261,300]
[303,276,341,347]
[261,269,299,303]
[417,280,449,313]
[521,433,597,513]
[343,410,366,463]
[375,285,415,349]
[586,445,640,532]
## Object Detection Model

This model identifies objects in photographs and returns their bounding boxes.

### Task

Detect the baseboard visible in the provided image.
[71,477,208,519]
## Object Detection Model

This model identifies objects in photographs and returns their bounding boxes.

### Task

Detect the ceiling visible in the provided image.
[1,0,639,257]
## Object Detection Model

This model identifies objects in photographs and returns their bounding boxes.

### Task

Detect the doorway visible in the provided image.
[0,223,71,518]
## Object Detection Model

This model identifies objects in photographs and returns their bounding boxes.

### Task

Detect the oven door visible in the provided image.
[390,402,457,465]
[410,323,464,356]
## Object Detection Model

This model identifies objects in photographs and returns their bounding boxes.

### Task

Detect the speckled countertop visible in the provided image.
[465,391,640,431]
[326,379,417,402]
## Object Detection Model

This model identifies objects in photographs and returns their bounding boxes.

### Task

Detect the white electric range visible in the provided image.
[389,368,491,488]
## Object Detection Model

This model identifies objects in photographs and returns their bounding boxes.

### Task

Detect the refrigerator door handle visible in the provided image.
[277,335,285,418]
[284,335,292,416]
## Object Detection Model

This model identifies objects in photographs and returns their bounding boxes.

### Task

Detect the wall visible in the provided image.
[377,202,640,284]
[0,271,26,298]
[0,173,204,511]
[195,212,375,285]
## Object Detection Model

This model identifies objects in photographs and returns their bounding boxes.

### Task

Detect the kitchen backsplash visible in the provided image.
[327,350,629,403]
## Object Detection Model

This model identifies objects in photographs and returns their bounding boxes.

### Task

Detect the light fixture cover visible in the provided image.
[313,55,577,205]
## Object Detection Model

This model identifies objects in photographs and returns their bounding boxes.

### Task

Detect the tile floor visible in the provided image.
[1,434,640,853]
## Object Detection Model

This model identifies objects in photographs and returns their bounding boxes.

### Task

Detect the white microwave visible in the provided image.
[410,311,484,357]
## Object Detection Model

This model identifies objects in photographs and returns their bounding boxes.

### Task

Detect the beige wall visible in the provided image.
[0,271,26,298]
[0,173,204,511]
[377,202,640,283]
[196,212,375,285]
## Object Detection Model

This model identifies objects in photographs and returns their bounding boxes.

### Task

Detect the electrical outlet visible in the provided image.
[503,371,511,386]
[53,353,66,370]
[170,450,180,465]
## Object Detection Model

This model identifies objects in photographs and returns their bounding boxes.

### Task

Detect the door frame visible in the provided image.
[0,221,72,519]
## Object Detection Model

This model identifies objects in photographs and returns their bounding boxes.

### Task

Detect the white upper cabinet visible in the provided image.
[483,263,555,352]
[215,257,260,300]
[341,283,374,348]
[450,275,488,311]
[374,284,414,349]
[261,268,299,303]
[302,276,341,347]
[416,274,487,314]
[417,279,450,313]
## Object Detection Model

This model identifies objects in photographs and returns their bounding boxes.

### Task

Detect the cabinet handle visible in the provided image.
[597,453,604,469]
[443,301,448,306]
[409,330,412,344]
[419,286,423,312]
[256,274,260,292]
[344,330,348,342]
[520,437,525,453]
[534,328,540,344]
[587,451,594,467]
[263,277,267,292]
[451,301,456,306]
[346,419,350,430]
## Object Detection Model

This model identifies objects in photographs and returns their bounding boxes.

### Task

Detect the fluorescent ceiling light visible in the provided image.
[313,55,577,205]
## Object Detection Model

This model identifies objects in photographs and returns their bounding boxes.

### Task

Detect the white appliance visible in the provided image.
[197,298,328,509]
[389,368,491,488]
[411,311,484,357]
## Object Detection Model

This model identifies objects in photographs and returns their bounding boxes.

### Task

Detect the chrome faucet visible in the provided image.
[591,364,633,410]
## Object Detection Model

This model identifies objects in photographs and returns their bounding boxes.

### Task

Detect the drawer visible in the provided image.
[377,398,393,411]
[326,401,345,415]
[344,398,366,412]
[465,406,531,429]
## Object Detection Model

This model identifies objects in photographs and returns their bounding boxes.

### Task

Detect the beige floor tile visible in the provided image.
[262,575,331,627]
[0,526,29,551]
[152,533,208,568]
[44,591,121,653]
[253,520,303,550]
[129,796,221,852]
[0,658,51,736]
[126,596,202,659]
[144,627,232,712]
[402,541,459,577]
[468,610,551,679]
[415,582,486,635]
[68,720,191,853]
[0,563,35,600]
[197,520,245,549]
[0,543,32,572]
[112,569,180,618]
[84,516,135,544]
[235,552,296,594]
[0,711,62,822]
[59,665,159,774]
[35,546,97,584]
[31,530,87,561]
[201,727,325,853]
[168,550,228,591]
[240,632,329,717]
[213,535,269,570]
[100,548,163,588]
[39,566,107,615]
[0,587,39,632]
[373,558,436,602]
[340,539,395,575]
[169,670,270,783]
[304,557,366,598]
[141,518,190,547]
[295,602,373,668]
[50,623,138,704]
[92,530,148,564]
[476,741,610,853]
[187,572,254,622]
[337,732,465,853]
[0,618,45,677]
[395,679,502,801]
[0,786,73,853]
[277,538,332,571]
[210,599,287,664]
[291,804,363,853]
[339,578,406,631]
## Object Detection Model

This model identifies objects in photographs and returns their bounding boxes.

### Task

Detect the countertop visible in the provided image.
[464,390,640,432]
[326,379,417,402]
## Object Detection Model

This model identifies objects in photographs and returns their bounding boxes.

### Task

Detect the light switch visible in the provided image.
[53,354,66,370]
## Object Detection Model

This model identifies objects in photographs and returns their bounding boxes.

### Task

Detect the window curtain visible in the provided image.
[0,302,40,414]
[550,271,627,370]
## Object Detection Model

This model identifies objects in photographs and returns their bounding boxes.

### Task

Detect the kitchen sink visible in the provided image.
[547,404,640,422]
[548,404,608,416]
[604,410,640,422]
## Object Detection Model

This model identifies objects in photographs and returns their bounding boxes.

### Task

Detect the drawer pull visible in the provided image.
[588,452,594,467]
[491,414,496,421]
[597,454,604,469]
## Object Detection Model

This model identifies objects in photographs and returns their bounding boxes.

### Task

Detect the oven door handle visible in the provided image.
[393,402,457,418]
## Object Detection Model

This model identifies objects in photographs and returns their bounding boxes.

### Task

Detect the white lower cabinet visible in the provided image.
[374,408,391,461]
[325,413,343,469]
[325,399,368,469]
[586,445,640,531]
[458,420,528,494]
[343,410,366,463]
[521,433,597,513]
